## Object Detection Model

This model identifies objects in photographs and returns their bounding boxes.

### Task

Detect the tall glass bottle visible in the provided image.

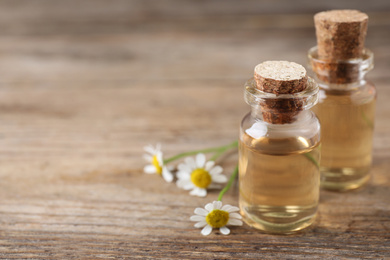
[239,61,321,234]
[308,48,376,191]
[309,10,376,191]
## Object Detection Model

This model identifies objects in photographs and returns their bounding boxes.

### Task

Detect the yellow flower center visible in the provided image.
[206,209,229,228]
[152,155,162,175]
[191,168,211,188]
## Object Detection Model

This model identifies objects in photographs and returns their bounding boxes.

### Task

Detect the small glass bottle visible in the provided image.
[309,10,376,191]
[239,61,321,234]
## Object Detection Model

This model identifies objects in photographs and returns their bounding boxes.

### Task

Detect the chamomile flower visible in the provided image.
[143,144,173,183]
[176,153,227,197]
[190,201,243,236]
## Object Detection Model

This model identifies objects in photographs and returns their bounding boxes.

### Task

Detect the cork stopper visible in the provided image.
[254,61,308,124]
[314,10,368,60]
[254,61,308,94]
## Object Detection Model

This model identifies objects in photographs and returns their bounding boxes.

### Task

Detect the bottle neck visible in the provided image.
[308,46,373,89]
[244,78,319,125]
[316,78,368,91]
[250,108,313,124]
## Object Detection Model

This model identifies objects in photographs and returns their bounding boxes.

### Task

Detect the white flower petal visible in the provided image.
[162,167,173,183]
[178,163,191,173]
[227,218,243,226]
[205,161,215,171]
[190,188,207,197]
[177,179,194,190]
[213,201,222,210]
[190,215,205,222]
[189,189,199,196]
[184,157,196,169]
[205,203,214,212]
[212,174,227,183]
[221,205,231,211]
[177,171,190,180]
[144,165,156,174]
[196,153,206,168]
[183,183,195,190]
[210,166,223,175]
[167,165,175,171]
[144,145,155,154]
[194,221,208,228]
[229,213,242,219]
[176,179,190,188]
[197,188,207,197]
[221,205,240,213]
[176,179,186,188]
[220,226,230,235]
[194,207,208,216]
[201,225,213,236]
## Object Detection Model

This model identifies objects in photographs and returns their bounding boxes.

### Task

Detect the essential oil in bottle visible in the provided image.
[239,61,321,234]
[308,10,376,191]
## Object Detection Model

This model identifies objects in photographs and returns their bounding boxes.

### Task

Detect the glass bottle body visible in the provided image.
[239,79,321,234]
[312,81,376,191]
[309,47,376,191]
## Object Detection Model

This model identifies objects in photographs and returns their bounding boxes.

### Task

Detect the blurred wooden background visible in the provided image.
[0,0,389,259]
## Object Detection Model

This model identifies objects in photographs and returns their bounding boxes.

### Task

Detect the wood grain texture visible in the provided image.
[0,1,389,259]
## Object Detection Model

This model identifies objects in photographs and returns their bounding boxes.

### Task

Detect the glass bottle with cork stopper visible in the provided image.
[239,60,321,234]
[308,10,376,191]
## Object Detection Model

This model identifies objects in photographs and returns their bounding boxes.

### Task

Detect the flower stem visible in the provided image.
[362,111,374,130]
[218,164,239,201]
[209,140,238,162]
[163,140,238,164]
[303,152,320,169]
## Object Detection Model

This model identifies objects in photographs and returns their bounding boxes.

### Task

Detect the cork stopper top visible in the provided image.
[254,61,308,94]
[314,9,368,60]
[251,61,310,124]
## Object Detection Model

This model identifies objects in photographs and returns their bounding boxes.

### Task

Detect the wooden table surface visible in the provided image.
[0,1,389,259]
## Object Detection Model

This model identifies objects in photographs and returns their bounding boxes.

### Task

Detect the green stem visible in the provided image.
[218,164,239,201]
[362,111,374,130]
[163,140,238,164]
[209,141,238,162]
[303,153,320,169]
[209,149,225,162]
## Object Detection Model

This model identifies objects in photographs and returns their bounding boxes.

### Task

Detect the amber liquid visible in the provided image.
[312,87,376,191]
[239,134,320,233]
